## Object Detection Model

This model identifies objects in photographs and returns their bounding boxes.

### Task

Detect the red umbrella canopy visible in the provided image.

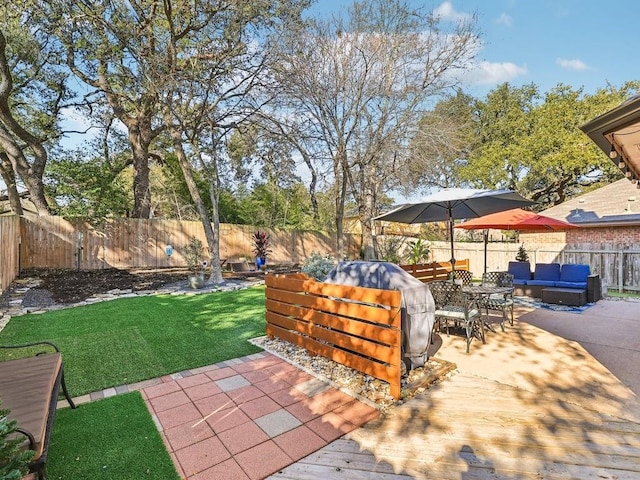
[456,208,579,231]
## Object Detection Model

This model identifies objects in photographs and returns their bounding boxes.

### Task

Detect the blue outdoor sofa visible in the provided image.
[508,261,600,306]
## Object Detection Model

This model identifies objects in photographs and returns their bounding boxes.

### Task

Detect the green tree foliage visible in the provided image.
[461,82,540,192]
[46,149,131,222]
[456,81,640,208]
[237,181,312,229]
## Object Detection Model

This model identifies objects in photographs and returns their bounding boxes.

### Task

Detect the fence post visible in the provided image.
[618,250,624,293]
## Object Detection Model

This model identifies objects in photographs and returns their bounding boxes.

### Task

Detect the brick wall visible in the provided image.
[566,225,640,247]
[520,226,640,249]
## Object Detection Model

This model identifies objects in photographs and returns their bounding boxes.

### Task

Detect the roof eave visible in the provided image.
[580,95,640,177]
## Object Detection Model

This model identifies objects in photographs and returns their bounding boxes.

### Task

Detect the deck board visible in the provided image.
[269,372,640,480]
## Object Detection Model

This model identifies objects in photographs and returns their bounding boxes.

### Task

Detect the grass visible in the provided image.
[607,290,640,300]
[48,392,180,480]
[0,286,266,396]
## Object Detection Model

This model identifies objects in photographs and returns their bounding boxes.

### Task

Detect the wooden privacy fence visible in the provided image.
[400,259,469,283]
[0,216,20,293]
[18,215,361,271]
[265,273,404,400]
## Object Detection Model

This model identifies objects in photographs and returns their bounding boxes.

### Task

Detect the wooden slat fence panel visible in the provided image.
[400,259,469,283]
[0,215,20,293]
[18,217,361,271]
[265,273,403,399]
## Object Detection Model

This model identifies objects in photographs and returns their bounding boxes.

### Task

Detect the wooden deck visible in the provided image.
[270,371,640,479]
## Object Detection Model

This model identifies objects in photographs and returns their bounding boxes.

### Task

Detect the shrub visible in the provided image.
[515,244,529,262]
[0,403,34,480]
[301,252,337,280]
[405,238,430,265]
[184,237,206,273]
[375,236,406,263]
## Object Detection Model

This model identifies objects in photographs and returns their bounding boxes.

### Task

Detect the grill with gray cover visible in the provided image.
[324,261,435,370]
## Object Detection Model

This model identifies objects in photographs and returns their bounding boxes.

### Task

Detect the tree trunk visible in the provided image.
[165,119,220,285]
[360,192,377,261]
[128,124,152,219]
[334,155,348,259]
[0,128,50,214]
[0,156,23,215]
[208,177,224,284]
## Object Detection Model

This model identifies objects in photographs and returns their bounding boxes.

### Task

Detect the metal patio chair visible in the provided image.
[481,271,515,331]
[448,269,473,285]
[429,280,483,353]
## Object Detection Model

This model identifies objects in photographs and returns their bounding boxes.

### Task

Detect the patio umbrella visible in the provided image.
[456,208,579,273]
[373,188,535,270]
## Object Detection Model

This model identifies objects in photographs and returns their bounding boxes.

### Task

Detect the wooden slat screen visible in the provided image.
[400,259,469,283]
[265,273,403,400]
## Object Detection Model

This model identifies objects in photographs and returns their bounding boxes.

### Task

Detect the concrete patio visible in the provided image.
[271,298,640,479]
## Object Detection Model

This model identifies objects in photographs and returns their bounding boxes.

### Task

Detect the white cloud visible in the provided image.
[556,58,589,71]
[496,13,513,27]
[433,2,473,23]
[463,61,528,86]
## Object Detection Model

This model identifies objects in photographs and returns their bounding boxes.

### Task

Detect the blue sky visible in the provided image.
[312,0,640,98]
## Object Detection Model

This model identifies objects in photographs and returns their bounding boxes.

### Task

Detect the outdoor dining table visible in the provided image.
[461,284,514,333]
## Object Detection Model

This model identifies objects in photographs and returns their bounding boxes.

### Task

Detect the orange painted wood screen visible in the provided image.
[400,259,469,283]
[265,273,403,400]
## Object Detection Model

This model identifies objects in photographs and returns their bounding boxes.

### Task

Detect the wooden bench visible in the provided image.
[0,342,76,480]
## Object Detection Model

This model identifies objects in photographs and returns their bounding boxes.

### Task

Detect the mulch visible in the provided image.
[2,266,301,309]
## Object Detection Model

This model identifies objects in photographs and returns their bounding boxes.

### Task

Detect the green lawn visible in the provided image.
[48,392,180,480]
[0,286,266,396]
[607,290,640,300]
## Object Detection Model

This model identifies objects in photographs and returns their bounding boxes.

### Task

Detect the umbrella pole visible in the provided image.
[483,229,488,274]
[448,216,455,271]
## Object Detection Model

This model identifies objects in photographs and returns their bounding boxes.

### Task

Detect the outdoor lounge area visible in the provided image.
[508,261,601,306]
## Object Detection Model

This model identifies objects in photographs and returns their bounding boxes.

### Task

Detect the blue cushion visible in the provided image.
[527,279,556,287]
[533,263,561,281]
[513,279,527,286]
[560,264,590,283]
[508,262,531,281]
[555,281,587,289]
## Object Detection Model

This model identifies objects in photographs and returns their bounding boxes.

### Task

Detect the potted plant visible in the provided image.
[184,237,207,288]
[251,231,272,270]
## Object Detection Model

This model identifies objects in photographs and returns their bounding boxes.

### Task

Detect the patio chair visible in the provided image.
[448,269,473,285]
[481,271,515,331]
[429,280,483,353]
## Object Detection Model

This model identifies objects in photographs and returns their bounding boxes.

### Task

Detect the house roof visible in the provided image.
[540,178,640,227]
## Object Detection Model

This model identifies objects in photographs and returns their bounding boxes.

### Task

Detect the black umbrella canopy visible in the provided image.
[374,188,535,269]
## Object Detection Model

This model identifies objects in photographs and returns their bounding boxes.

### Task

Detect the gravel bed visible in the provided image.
[252,336,457,413]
